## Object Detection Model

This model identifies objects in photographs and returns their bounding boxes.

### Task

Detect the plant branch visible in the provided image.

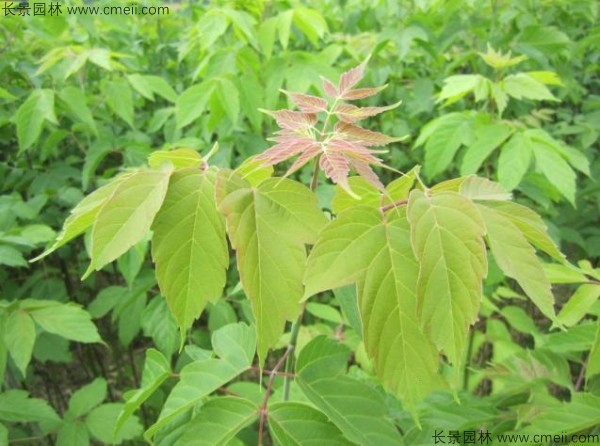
[257,346,293,445]
[380,198,408,213]
[250,366,295,378]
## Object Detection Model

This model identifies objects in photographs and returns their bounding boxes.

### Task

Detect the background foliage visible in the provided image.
[0,0,599,444]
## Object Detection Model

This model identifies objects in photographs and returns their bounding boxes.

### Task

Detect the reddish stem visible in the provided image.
[380,198,408,213]
[250,366,296,377]
[257,346,293,445]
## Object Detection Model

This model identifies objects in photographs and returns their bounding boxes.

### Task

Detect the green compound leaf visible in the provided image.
[331,168,417,215]
[178,397,258,445]
[304,208,445,413]
[56,421,89,446]
[144,323,256,441]
[478,204,557,323]
[268,402,353,445]
[32,172,135,262]
[531,138,576,205]
[458,176,512,201]
[460,122,513,175]
[502,73,558,102]
[296,337,404,446]
[482,201,564,262]
[84,169,172,278]
[152,168,228,339]
[557,284,600,328]
[407,190,487,372]
[415,111,474,179]
[217,171,327,364]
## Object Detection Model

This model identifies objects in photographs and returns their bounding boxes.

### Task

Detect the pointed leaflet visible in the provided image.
[531,138,576,205]
[268,402,352,445]
[0,389,61,424]
[477,204,557,322]
[497,131,532,191]
[21,299,101,343]
[516,393,600,436]
[335,122,403,146]
[304,206,444,411]
[482,201,563,262]
[144,323,256,440]
[178,397,258,445]
[415,112,474,179]
[557,284,600,327]
[85,169,172,277]
[32,173,134,262]
[460,122,513,175]
[66,378,106,418]
[358,207,447,407]
[151,168,228,337]
[216,171,327,363]
[407,190,487,370]
[15,89,57,152]
[4,311,35,376]
[296,337,404,446]
[281,90,328,113]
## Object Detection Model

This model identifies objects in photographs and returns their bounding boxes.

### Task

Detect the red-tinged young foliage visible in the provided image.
[256,60,403,195]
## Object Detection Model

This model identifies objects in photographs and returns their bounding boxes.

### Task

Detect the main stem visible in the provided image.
[282,155,322,400]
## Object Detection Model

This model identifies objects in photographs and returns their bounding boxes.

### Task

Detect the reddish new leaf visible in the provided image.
[256,133,315,165]
[348,159,385,190]
[259,109,317,130]
[284,143,322,177]
[320,150,352,193]
[259,62,403,195]
[339,60,368,95]
[336,122,403,146]
[281,90,328,113]
[321,76,338,98]
[327,139,386,165]
[335,101,402,123]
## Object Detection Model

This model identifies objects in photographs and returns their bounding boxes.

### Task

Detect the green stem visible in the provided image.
[282,304,305,401]
[282,151,323,400]
[463,328,476,391]
[310,155,321,191]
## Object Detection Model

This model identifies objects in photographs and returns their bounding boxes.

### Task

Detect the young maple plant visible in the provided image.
[37,61,566,442]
